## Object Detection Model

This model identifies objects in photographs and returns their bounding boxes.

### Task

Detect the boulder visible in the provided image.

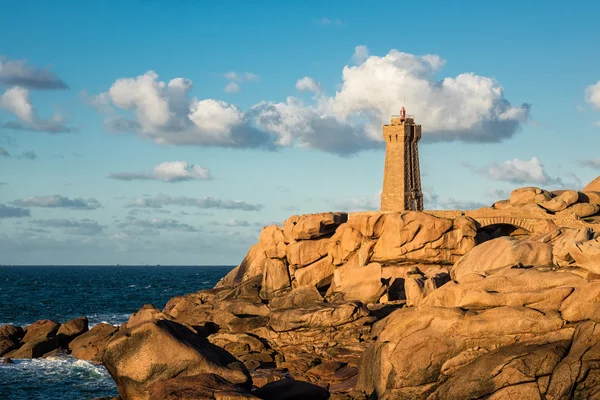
[404,267,427,307]
[260,259,291,300]
[214,299,269,318]
[0,325,24,342]
[492,200,512,210]
[450,237,553,282]
[286,238,329,267]
[211,312,269,334]
[270,286,324,309]
[163,293,215,327]
[562,202,600,218]
[217,275,263,303]
[268,302,370,332]
[428,340,569,399]
[357,306,565,397]
[127,304,171,328]
[207,332,267,356]
[69,322,118,363]
[551,228,600,274]
[294,257,335,289]
[42,348,71,360]
[6,319,60,359]
[516,203,547,212]
[147,373,259,400]
[283,213,347,242]
[585,191,600,204]
[539,190,579,212]
[103,319,251,400]
[328,225,364,266]
[252,378,331,400]
[560,281,600,322]
[422,268,585,311]
[0,325,24,357]
[57,317,88,346]
[0,340,16,357]
[329,259,385,304]
[371,212,476,265]
[583,176,600,192]
[216,243,268,288]
[509,187,552,205]
[546,321,600,399]
[260,225,287,259]
[345,213,386,238]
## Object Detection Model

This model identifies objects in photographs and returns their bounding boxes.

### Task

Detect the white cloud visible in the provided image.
[222,72,259,93]
[126,193,263,211]
[475,157,562,185]
[423,189,486,210]
[0,57,68,89]
[224,81,240,93]
[330,190,381,212]
[95,71,270,148]
[116,216,200,234]
[581,158,600,169]
[352,45,369,65]
[322,49,529,143]
[486,188,511,199]
[333,189,487,212]
[223,72,260,82]
[0,204,30,218]
[109,161,211,182]
[585,81,600,108]
[225,219,251,227]
[12,195,101,210]
[295,77,323,93]
[0,86,72,132]
[32,218,105,235]
[90,48,529,155]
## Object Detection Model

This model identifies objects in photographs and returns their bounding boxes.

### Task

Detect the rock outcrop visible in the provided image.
[13,185,600,399]
[491,186,600,221]
[4,320,61,359]
[583,176,600,192]
[357,264,600,398]
[103,318,251,400]
[0,325,24,357]
[134,196,600,398]
[57,316,88,346]
[70,323,118,363]
[0,317,116,363]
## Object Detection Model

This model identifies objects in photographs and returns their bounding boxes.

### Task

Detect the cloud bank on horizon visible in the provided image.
[86,46,530,155]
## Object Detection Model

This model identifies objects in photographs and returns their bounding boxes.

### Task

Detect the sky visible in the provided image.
[1,0,599,265]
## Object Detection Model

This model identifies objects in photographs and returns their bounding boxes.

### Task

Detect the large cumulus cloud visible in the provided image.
[90,47,530,156]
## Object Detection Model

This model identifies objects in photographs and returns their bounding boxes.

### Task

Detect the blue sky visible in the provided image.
[1,0,599,265]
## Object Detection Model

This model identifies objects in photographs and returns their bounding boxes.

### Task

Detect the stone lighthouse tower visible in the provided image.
[380,107,424,211]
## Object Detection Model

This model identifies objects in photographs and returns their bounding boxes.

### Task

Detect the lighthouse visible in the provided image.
[380,107,423,211]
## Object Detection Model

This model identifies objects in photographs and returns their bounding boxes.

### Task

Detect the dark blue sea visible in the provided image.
[0,265,232,400]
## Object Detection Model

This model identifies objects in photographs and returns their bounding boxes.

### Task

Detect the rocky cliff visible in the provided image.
[3,185,600,400]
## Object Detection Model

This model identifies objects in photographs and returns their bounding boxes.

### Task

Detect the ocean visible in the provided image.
[0,265,233,400]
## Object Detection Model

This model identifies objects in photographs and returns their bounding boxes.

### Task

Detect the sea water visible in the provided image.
[0,265,232,399]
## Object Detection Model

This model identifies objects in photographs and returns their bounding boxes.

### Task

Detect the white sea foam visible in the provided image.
[1,312,132,329]
[88,313,131,327]
[0,356,117,399]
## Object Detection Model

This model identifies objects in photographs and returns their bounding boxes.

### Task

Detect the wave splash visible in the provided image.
[0,356,118,399]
